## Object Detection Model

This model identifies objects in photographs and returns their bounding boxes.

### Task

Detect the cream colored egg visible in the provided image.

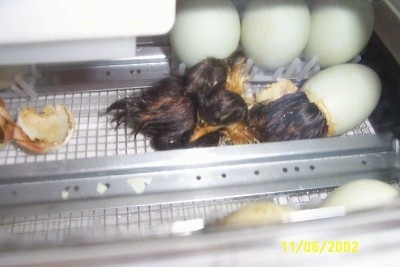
[320,179,399,212]
[219,201,293,227]
[301,64,381,136]
[241,0,311,70]
[170,0,240,67]
[304,0,374,68]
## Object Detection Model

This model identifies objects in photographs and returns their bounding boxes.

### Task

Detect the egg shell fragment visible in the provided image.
[0,99,15,148]
[304,0,374,68]
[256,79,299,103]
[301,64,381,136]
[320,179,399,212]
[13,105,75,154]
[240,0,311,70]
[170,0,241,68]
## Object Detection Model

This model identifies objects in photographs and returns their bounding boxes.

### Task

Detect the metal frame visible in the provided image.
[1,133,399,207]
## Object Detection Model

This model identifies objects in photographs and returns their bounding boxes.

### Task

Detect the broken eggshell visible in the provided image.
[13,105,75,154]
[0,99,15,148]
[256,79,299,103]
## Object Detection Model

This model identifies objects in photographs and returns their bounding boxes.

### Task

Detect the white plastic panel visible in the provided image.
[0,0,176,43]
[0,0,176,64]
[0,38,138,65]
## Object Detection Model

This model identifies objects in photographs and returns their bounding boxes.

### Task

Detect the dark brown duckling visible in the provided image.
[182,55,257,145]
[107,77,195,137]
[248,91,328,142]
[107,76,221,150]
[184,51,251,100]
[184,57,228,94]
[197,82,249,126]
[184,79,249,143]
[184,56,249,125]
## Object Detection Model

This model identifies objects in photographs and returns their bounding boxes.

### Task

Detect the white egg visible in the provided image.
[169,0,240,68]
[241,0,311,70]
[320,179,399,212]
[304,0,374,68]
[301,64,381,136]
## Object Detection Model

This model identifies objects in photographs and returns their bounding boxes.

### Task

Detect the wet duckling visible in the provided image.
[184,83,249,144]
[248,91,328,142]
[179,55,257,145]
[106,76,201,150]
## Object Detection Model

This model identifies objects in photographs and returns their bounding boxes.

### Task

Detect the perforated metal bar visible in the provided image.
[0,178,398,250]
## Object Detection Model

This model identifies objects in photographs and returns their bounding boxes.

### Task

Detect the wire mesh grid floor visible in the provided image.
[0,89,376,166]
[1,179,399,247]
[0,188,333,246]
[0,89,154,165]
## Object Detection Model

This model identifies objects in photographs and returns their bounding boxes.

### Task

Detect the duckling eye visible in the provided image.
[199,119,205,127]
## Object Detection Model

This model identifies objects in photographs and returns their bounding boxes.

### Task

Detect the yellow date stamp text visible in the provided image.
[281,240,359,254]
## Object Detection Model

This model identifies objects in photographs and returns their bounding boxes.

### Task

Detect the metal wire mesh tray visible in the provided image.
[0,86,376,166]
[0,89,150,165]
